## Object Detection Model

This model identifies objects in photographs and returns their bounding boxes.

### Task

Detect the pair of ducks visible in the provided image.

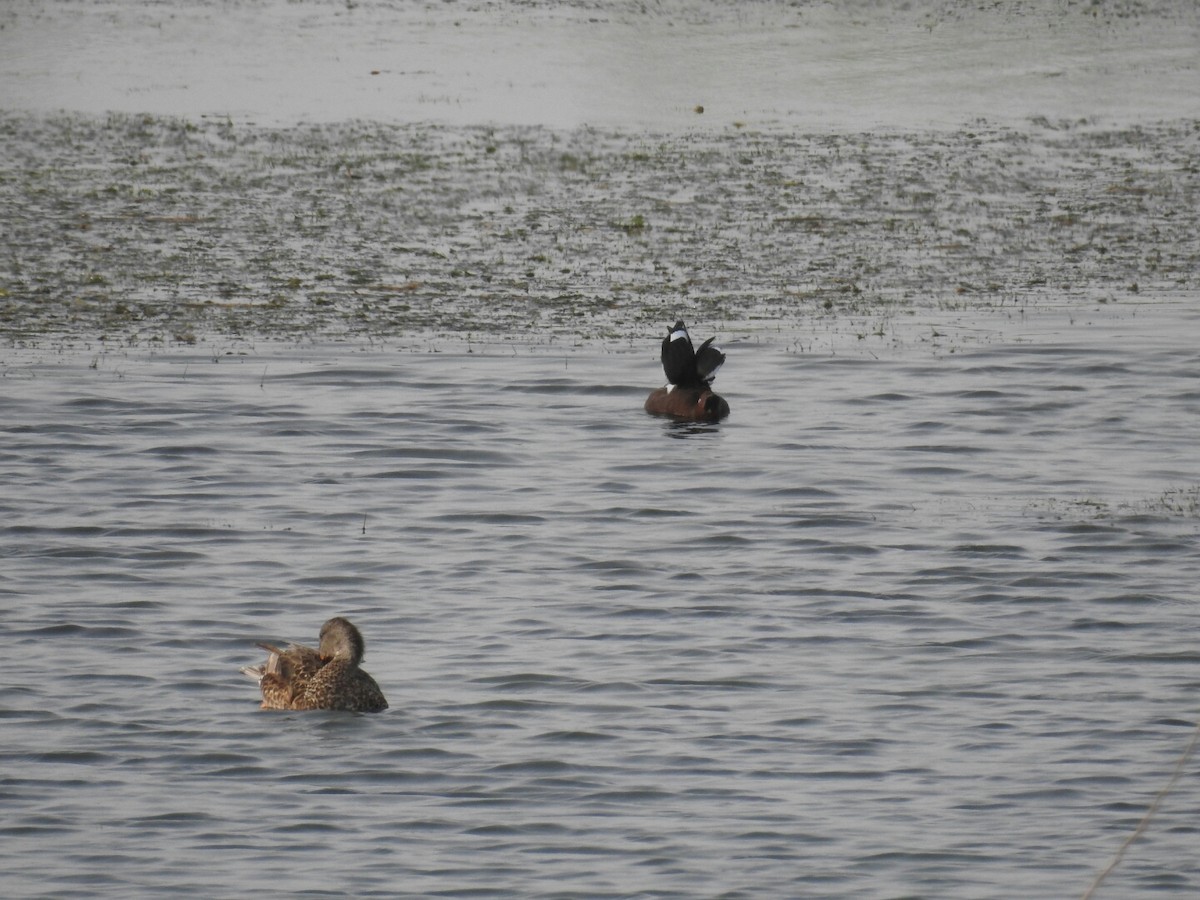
[242,321,728,712]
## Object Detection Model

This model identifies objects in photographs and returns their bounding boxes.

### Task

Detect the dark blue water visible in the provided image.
[3,303,1199,898]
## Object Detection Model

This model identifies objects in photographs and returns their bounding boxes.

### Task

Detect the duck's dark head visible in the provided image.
[699,390,730,422]
[318,616,366,666]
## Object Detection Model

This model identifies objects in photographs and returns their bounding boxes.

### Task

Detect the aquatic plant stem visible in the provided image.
[1081,720,1200,899]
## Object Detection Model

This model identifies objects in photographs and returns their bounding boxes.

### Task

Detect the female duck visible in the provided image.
[241,617,388,713]
[644,320,730,422]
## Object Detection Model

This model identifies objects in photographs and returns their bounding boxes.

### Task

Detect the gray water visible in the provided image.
[3,0,1197,130]
[3,302,1200,898]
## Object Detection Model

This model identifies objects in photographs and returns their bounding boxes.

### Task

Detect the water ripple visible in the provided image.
[3,327,1200,897]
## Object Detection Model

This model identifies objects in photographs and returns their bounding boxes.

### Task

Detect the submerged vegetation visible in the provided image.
[0,112,1197,348]
[1030,486,1200,522]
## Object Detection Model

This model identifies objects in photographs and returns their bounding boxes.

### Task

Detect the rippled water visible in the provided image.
[3,303,1200,897]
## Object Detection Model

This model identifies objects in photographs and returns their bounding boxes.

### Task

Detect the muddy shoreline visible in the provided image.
[2,112,1197,351]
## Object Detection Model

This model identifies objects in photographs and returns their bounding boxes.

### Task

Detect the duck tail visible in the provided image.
[240,642,287,681]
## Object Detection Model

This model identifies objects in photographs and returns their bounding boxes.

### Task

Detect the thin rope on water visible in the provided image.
[1080,720,1200,900]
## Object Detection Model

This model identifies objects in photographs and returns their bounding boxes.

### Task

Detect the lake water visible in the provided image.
[3,301,1200,897]
[3,0,1197,130]
[2,0,1200,896]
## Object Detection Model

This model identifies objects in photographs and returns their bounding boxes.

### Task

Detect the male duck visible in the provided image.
[240,617,388,713]
[644,320,729,422]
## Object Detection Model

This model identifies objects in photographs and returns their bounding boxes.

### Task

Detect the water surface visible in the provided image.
[3,303,1200,897]
[2,0,1197,129]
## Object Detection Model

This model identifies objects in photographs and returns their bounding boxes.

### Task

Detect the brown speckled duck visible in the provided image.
[240,617,388,713]
[644,320,730,422]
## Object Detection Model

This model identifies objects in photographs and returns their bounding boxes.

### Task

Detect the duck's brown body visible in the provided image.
[644,385,730,422]
[241,617,388,713]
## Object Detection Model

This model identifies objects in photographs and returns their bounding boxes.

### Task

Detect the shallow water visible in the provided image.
[2,0,1197,130]
[3,302,1200,898]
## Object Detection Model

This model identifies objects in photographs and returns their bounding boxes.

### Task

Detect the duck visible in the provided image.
[644,320,730,422]
[240,616,388,713]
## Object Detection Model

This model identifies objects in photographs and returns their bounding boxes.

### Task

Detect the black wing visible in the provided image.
[660,320,696,386]
[693,336,725,385]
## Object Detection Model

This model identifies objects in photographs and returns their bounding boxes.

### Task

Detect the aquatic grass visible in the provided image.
[1027,486,1200,522]
[0,112,1196,348]
[1140,486,1200,518]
